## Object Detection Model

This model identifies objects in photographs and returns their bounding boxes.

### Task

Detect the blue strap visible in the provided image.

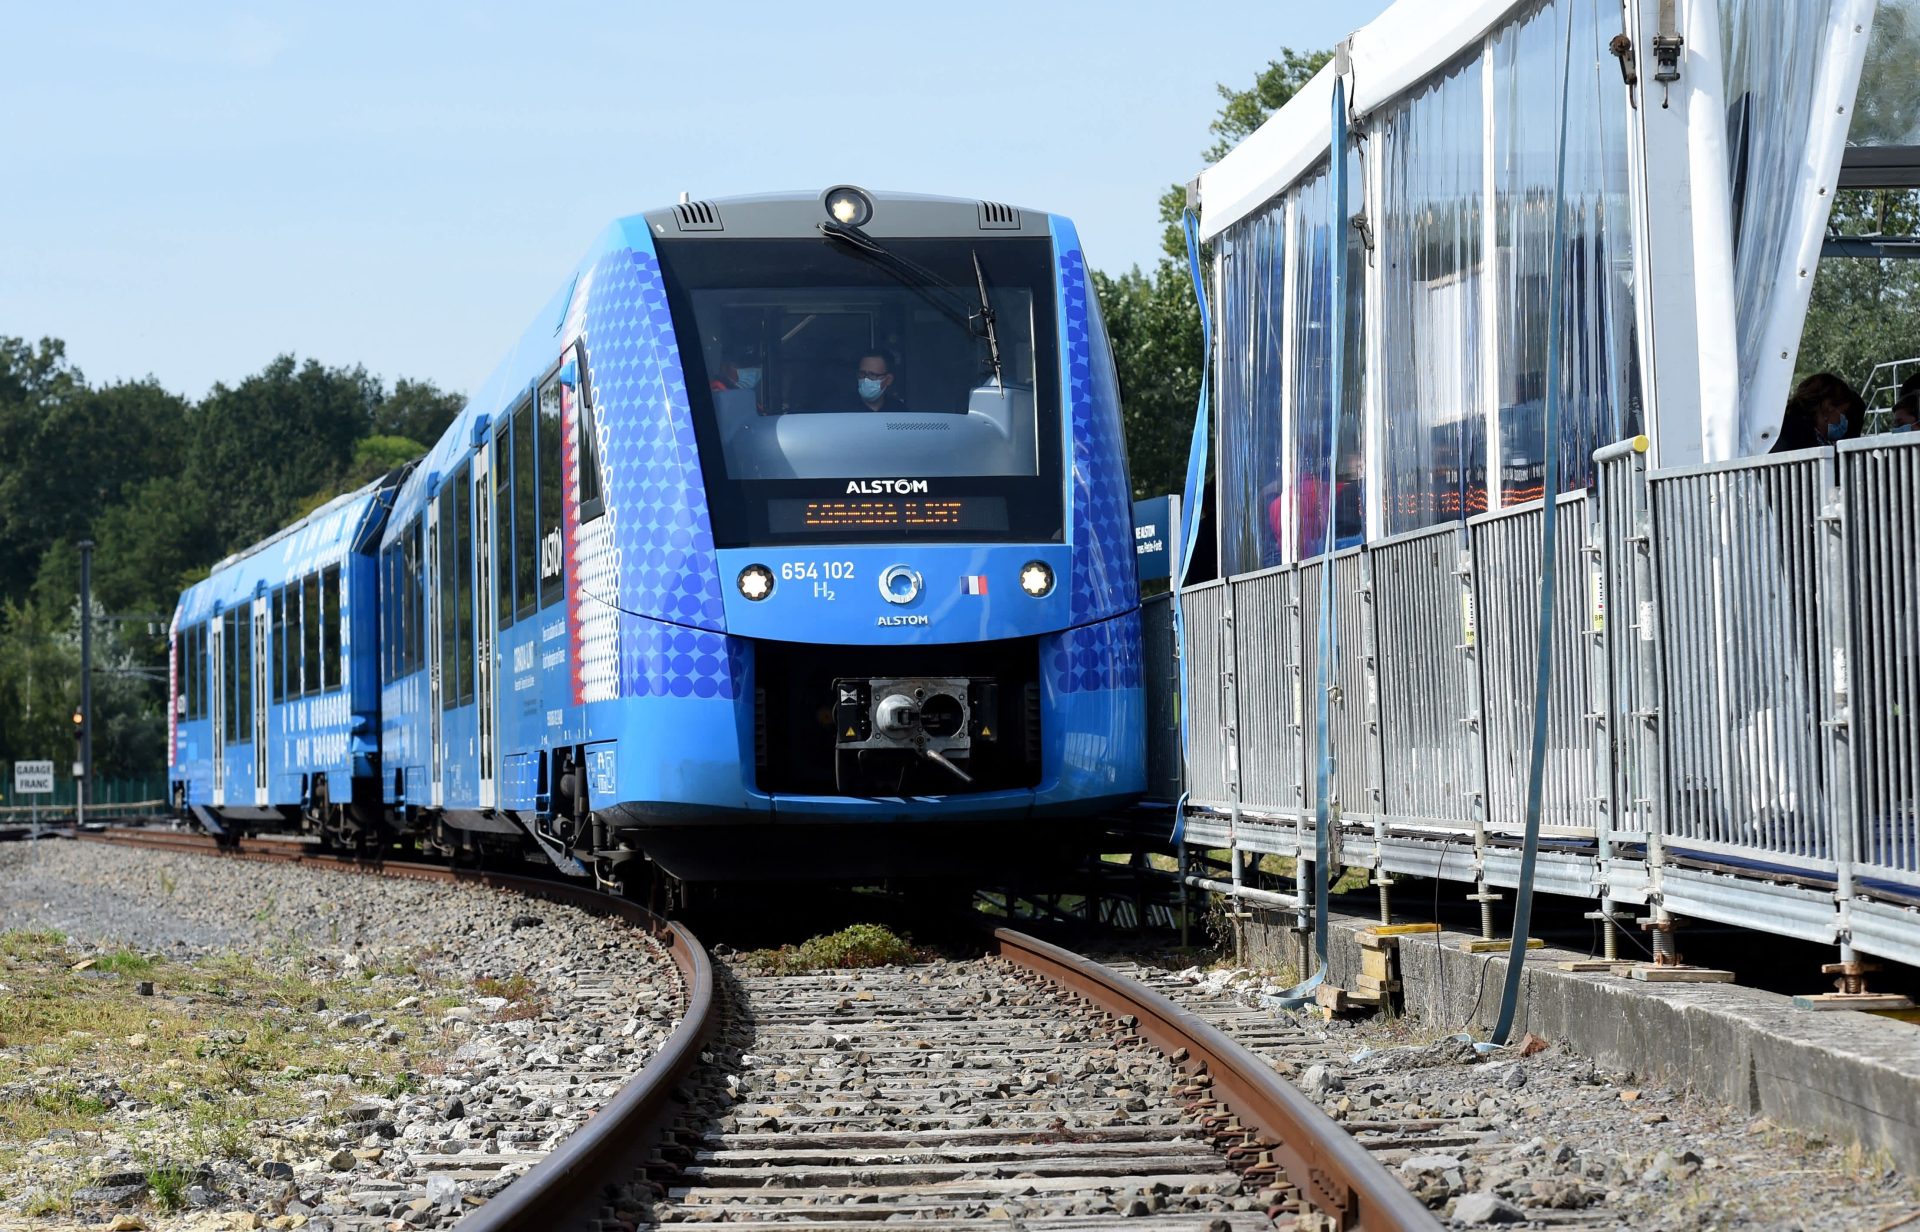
[1491,5,1577,1047]
[1170,209,1215,846]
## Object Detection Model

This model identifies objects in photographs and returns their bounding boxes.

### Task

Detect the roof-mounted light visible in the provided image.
[822,184,873,228]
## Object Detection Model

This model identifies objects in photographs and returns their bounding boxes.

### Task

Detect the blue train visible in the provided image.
[169,187,1145,885]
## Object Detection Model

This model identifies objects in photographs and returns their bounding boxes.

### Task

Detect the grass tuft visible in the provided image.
[145,1163,195,1211]
[739,924,925,974]
[94,949,160,978]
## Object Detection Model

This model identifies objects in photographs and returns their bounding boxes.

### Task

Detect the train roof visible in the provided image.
[379,188,1065,541]
[174,472,401,628]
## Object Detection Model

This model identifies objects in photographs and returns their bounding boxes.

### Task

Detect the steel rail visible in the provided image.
[77,827,717,1232]
[994,927,1441,1232]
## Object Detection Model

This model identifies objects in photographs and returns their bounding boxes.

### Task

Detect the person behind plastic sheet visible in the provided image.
[1773,373,1865,452]
[850,349,908,412]
[1283,449,1365,559]
[1893,393,1920,435]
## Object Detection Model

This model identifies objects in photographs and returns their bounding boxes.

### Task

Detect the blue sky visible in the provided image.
[1,3,1389,402]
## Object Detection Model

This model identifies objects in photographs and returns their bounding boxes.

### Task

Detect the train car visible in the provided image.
[168,473,403,841]
[379,186,1145,886]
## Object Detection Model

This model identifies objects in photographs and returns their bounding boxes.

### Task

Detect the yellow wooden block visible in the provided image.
[1355,972,1401,993]
[1460,937,1547,953]
[1358,923,1441,951]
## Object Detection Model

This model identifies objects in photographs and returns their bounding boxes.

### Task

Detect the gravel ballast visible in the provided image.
[0,838,683,1231]
[1134,963,1919,1230]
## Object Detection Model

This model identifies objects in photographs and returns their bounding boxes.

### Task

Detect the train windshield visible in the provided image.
[654,236,1064,547]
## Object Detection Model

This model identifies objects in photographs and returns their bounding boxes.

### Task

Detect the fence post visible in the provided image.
[1221,580,1246,945]
[1358,550,1392,921]
[1626,442,1677,962]
[1584,487,1617,948]
[1818,466,1859,968]
[1293,565,1319,940]
[1457,539,1497,938]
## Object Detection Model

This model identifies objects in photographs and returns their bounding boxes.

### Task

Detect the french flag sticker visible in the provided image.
[962,574,989,596]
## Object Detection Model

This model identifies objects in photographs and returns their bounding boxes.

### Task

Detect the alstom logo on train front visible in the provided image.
[845,479,929,494]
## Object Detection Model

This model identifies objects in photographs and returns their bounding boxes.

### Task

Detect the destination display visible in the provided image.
[767,496,1008,535]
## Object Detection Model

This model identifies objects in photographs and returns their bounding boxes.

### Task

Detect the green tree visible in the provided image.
[373,378,466,446]
[187,355,382,551]
[1098,49,1329,500]
[1796,189,1920,394]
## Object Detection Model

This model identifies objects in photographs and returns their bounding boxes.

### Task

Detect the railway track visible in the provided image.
[1108,962,1634,1228]
[76,827,1437,1231]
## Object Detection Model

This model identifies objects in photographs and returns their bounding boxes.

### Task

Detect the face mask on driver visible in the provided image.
[858,376,886,402]
[735,367,761,390]
[1828,419,1849,442]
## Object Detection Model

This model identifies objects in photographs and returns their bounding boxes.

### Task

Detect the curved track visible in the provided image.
[77,827,1435,1231]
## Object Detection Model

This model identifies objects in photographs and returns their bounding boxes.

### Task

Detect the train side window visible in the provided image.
[577,346,604,522]
[188,624,200,719]
[235,606,251,742]
[512,398,537,621]
[411,517,426,675]
[398,528,413,676]
[270,589,285,703]
[321,565,341,692]
[222,612,234,742]
[537,375,565,607]
[454,466,474,704]
[495,421,514,630]
[303,573,322,695]
[439,485,457,709]
[378,549,392,684]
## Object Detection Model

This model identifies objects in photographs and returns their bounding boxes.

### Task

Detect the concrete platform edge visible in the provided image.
[1237,908,1920,1170]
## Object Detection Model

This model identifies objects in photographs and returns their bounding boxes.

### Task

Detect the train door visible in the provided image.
[209,614,225,807]
[474,446,499,808]
[252,596,269,806]
[426,495,444,808]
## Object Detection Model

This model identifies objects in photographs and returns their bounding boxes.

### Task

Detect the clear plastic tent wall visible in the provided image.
[1290,152,1367,562]
[1377,53,1485,536]
[1721,0,1877,452]
[1212,0,1636,559]
[1216,202,1287,576]
[1493,0,1638,505]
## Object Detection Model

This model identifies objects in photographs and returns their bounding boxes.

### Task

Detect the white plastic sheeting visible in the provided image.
[1491,0,1639,503]
[1197,0,1536,245]
[1722,0,1877,455]
[1215,202,1288,576]
[1288,155,1367,562]
[1376,53,1487,536]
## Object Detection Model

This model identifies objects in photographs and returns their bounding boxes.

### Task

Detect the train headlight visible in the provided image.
[1018,561,1054,597]
[822,184,873,227]
[737,564,775,601]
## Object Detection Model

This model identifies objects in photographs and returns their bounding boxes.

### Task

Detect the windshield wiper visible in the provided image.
[971,249,1003,390]
[820,221,1004,387]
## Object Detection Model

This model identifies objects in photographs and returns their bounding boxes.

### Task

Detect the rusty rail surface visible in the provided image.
[78,826,716,1231]
[994,927,1440,1232]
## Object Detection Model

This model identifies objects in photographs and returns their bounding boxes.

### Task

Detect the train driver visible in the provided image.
[852,349,909,413]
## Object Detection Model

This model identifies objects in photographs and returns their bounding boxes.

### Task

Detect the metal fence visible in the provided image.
[0,776,166,821]
[1168,436,1920,971]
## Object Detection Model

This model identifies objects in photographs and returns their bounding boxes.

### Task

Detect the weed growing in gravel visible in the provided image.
[0,932,469,1212]
[144,1161,195,1211]
[739,924,925,973]
[472,973,546,1020]
[0,928,66,960]
[94,948,159,977]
